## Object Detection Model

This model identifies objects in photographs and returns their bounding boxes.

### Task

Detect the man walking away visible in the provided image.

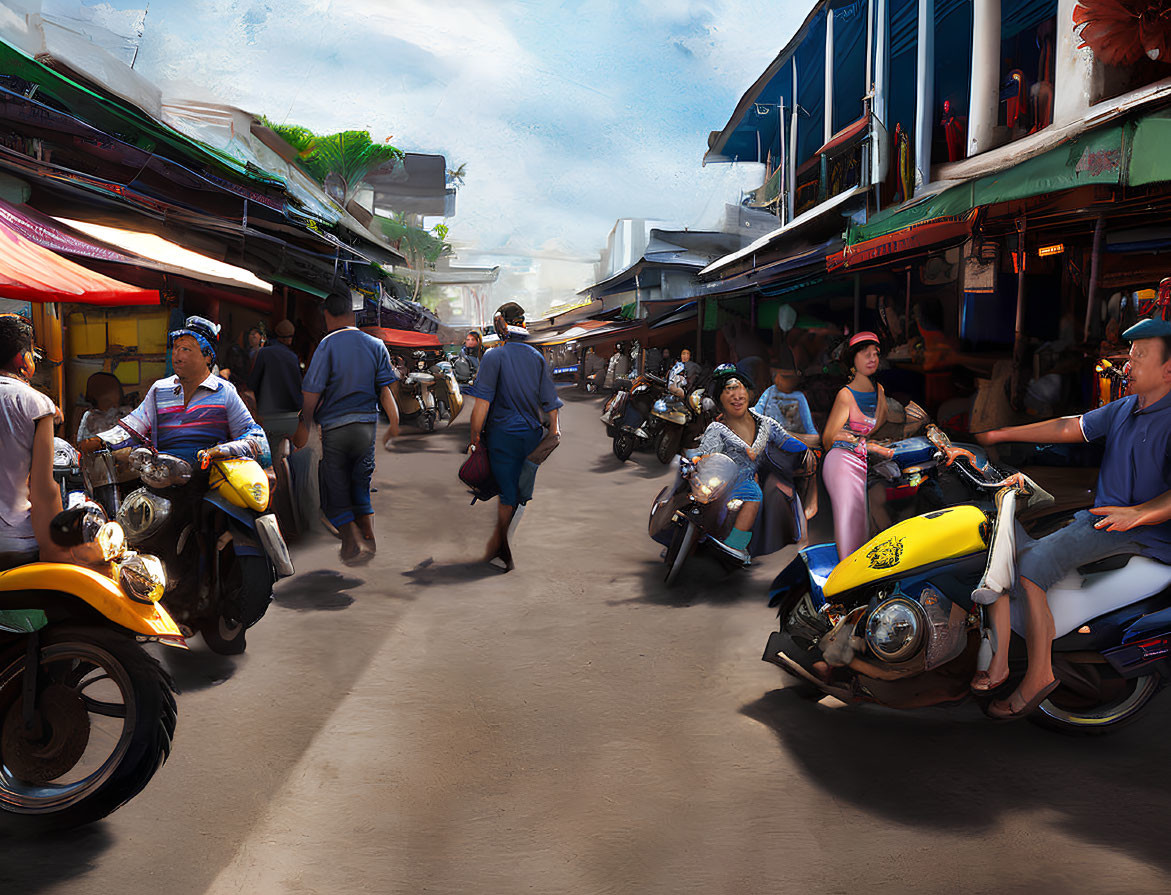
[465,301,562,571]
[294,292,400,566]
[249,319,303,444]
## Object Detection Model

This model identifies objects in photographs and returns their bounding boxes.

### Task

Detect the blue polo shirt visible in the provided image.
[303,327,398,430]
[1081,390,1171,562]
[464,341,563,434]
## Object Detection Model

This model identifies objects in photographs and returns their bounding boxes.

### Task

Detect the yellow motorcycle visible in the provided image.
[88,444,294,655]
[0,503,184,833]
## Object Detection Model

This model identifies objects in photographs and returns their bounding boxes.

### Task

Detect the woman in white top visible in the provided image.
[0,315,62,568]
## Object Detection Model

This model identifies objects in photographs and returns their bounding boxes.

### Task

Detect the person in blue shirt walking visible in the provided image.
[464,302,563,572]
[294,292,400,566]
[976,316,1171,719]
[752,351,819,448]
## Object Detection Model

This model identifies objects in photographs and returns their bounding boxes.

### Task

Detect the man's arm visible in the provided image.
[1090,492,1171,532]
[293,390,321,450]
[547,407,560,438]
[379,386,399,445]
[469,397,490,450]
[977,416,1085,445]
[30,416,64,557]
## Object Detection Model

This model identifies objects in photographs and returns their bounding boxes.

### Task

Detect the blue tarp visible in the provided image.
[831,0,867,134]
[796,9,827,166]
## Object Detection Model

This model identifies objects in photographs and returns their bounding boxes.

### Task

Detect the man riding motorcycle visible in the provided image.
[78,317,273,633]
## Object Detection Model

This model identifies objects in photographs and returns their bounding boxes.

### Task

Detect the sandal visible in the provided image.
[970,669,1009,692]
[987,679,1059,721]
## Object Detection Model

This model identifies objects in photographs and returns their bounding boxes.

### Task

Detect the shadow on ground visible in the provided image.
[0,819,113,892]
[402,556,503,586]
[273,569,363,611]
[742,686,1171,873]
[610,555,764,608]
[158,644,243,692]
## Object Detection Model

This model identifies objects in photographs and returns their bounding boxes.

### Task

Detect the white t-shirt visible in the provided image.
[0,376,56,553]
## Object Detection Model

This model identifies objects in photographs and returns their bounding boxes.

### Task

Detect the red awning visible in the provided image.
[0,216,158,306]
[361,326,441,349]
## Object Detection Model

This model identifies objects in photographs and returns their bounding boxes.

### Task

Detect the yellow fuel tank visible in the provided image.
[823,505,989,598]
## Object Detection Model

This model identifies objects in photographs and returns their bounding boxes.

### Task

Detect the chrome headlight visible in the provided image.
[117,489,172,541]
[688,391,703,414]
[130,448,193,488]
[116,553,166,604]
[96,521,126,561]
[53,436,80,469]
[865,597,926,662]
[689,454,738,505]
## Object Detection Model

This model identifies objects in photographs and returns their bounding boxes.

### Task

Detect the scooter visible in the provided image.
[0,502,184,833]
[762,426,1171,735]
[648,387,714,464]
[392,352,443,432]
[86,442,294,655]
[429,358,465,425]
[649,443,814,585]
[602,372,667,462]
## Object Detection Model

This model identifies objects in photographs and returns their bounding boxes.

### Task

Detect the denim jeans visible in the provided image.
[1017,509,1144,592]
[320,422,376,527]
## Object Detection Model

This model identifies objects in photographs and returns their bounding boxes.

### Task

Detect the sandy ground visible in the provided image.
[5,390,1171,894]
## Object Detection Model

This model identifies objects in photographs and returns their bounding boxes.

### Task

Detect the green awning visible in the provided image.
[848,123,1126,248]
[265,273,330,299]
[1128,109,1171,187]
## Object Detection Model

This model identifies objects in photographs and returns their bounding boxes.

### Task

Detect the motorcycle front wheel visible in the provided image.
[420,411,437,433]
[1031,670,1162,736]
[612,432,635,462]
[0,627,177,834]
[663,521,697,585]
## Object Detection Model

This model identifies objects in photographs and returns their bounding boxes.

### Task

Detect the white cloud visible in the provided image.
[70,0,790,305]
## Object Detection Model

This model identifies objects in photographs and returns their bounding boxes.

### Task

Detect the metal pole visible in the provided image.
[854,273,862,333]
[913,0,935,192]
[825,8,835,146]
[1084,214,1105,343]
[1012,215,1028,409]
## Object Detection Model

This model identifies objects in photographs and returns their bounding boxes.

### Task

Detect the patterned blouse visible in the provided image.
[698,411,806,482]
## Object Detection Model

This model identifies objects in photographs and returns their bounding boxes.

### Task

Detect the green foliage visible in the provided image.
[259,119,404,207]
[378,213,453,302]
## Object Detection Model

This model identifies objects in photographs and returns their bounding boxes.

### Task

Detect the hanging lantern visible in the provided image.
[1073,0,1171,66]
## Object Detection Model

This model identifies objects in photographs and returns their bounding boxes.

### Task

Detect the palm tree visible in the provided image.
[262,120,404,208]
[378,213,452,302]
[446,162,467,188]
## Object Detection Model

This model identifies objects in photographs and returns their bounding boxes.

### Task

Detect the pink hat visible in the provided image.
[848,331,879,348]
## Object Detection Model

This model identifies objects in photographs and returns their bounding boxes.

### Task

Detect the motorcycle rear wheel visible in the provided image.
[613,432,635,462]
[1031,671,1162,736]
[654,427,682,465]
[0,627,177,834]
[420,411,436,433]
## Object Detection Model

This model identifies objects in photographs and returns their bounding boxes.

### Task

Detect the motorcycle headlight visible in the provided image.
[689,454,738,505]
[131,448,193,488]
[688,392,703,414]
[865,597,926,662]
[116,553,166,604]
[117,489,172,542]
[96,521,126,562]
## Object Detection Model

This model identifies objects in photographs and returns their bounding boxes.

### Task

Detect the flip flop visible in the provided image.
[987,679,1060,721]
[970,669,1009,692]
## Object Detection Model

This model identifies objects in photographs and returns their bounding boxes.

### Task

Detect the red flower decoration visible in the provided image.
[1073,0,1171,66]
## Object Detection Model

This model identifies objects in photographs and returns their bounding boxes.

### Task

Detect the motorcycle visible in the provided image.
[648,386,714,464]
[392,351,462,432]
[649,444,814,585]
[86,443,294,655]
[0,502,184,833]
[602,372,667,462]
[762,426,1171,735]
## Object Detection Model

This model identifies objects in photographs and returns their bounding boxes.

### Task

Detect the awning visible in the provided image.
[361,326,441,349]
[55,218,273,293]
[528,319,611,347]
[0,216,158,306]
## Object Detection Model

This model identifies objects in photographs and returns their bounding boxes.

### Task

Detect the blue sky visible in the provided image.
[47,1,805,289]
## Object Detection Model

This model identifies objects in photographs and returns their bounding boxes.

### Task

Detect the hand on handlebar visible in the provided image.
[197,446,228,469]
[942,445,978,467]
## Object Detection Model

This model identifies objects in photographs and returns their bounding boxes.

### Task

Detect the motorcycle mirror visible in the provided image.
[49,503,107,547]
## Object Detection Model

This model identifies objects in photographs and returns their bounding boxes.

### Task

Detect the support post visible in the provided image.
[789,58,799,223]
[825,8,835,147]
[913,0,935,192]
[967,0,1001,157]
[854,274,862,333]
[1011,216,1028,409]
[1084,215,1105,343]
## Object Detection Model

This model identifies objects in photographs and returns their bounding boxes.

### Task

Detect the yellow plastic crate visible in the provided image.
[67,312,106,355]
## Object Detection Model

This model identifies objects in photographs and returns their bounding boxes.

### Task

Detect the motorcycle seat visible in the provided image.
[1077,554,1132,576]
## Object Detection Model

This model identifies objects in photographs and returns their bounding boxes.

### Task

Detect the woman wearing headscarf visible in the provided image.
[696,365,808,561]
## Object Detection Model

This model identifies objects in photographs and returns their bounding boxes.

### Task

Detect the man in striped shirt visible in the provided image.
[82,316,268,466]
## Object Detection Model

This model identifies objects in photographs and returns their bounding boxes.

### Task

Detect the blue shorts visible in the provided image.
[1017,509,1143,592]
[487,427,544,507]
[729,475,763,503]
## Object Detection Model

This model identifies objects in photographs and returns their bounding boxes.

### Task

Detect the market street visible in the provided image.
[5,391,1171,895]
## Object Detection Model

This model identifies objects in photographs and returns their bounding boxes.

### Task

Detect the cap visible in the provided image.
[274,319,295,338]
[495,301,525,325]
[848,330,880,348]
[1122,317,1171,340]
[709,363,754,402]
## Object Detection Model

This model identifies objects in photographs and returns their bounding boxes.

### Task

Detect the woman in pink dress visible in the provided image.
[821,333,896,561]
